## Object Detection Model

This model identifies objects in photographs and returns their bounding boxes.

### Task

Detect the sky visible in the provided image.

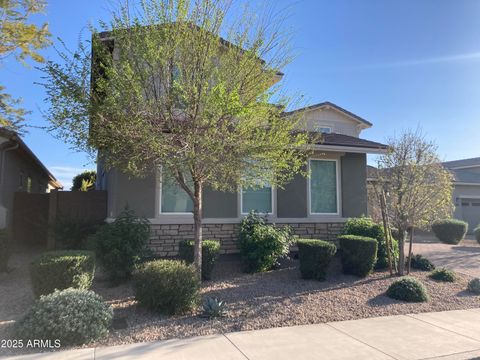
[3,0,480,189]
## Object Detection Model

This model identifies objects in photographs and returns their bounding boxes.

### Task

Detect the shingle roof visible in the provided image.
[315,133,387,150]
[442,157,480,169]
[449,168,480,184]
[283,101,373,127]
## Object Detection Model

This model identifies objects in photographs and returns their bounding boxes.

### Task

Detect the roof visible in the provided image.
[0,128,63,189]
[314,133,387,150]
[442,157,480,169]
[449,168,480,185]
[283,101,373,127]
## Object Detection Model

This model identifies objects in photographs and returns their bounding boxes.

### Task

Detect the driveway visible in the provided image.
[410,234,480,277]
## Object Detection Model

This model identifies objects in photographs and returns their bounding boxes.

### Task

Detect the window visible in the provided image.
[315,126,332,134]
[309,159,338,214]
[160,170,193,213]
[241,184,273,214]
[26,177,32,193]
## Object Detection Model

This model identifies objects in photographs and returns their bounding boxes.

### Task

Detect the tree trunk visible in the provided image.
[193,181,203,278]
[407,227,414,274]
[398,229,407,275]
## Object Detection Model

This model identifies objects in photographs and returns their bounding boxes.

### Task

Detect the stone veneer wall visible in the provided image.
[149,222,344,257]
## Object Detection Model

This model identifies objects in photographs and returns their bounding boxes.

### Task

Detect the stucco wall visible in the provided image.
[294,108,361,137]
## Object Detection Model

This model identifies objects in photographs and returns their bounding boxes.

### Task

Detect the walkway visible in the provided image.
[6,308,480,360]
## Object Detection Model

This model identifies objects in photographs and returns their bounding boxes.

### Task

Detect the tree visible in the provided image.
[375,129,453,275]
[0,0,51,130]
[40,0,309,277]
[71,170,96,191]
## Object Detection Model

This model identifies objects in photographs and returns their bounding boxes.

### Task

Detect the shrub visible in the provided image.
[339,235,377,277]
[178,239,220,280]
[92,208,151,282]
[431,219,468,245]
[53,216,102,250]
[343,217,399,270]
[467,278,480,294]
[239,211,292,273]
[15,288,112,346]
[30,250,95,297]
[297,239,336,280]
[0,229,9,273]
[386,277,429,302]
[475,226,480,244]
[429,267,456,282]
[407,254,435,271]
[201,297,227,318]
[133,259,200,314]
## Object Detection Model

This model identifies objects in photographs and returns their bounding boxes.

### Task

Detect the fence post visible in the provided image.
[46,189,59,249]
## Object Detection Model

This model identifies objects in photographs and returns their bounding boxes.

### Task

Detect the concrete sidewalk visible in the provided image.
[6,308,480,360]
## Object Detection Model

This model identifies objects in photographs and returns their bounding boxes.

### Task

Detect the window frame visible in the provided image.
[240,184,274,215]
[159,167,194,215]
[315,125,332,134]
[308,158,341,216]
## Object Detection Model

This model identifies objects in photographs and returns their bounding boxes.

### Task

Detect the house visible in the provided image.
[443,157,480,233]
[0,128,63,229]
[97,101,387,255]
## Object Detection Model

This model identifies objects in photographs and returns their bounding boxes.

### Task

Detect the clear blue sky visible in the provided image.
[3,0,480,189]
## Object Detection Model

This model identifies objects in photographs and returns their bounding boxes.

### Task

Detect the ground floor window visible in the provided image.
[160,170,193,213]
[309,159,338,214]
[241,184,273,214]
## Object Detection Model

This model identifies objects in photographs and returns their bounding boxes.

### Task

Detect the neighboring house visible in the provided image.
[443,157,480,233]
[0,128,63,229]
[97,101,387,255]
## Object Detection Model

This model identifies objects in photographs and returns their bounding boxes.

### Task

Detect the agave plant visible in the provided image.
[201,297,227,319]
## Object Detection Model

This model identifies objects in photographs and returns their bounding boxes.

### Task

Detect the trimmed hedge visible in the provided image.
[16,288,112,346]
[386,277,429,302]
[339,235,377,277]
[408,254,435,271]
[133,260,200,314]
[30,250,95,297]
[475,226,480,244]
[297,239,337,281]
[0,229,9,273]
[429,267,456,282]
[431,219,468,245]
[178,239,220,280]
[343,217,399,270]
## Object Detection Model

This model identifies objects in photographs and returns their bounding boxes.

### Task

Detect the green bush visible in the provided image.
[475,226,480,244]
[343,217,399,270]
[339,235,377,277]
[239,211,292,273]
[16,288,112,346]
[429,267,456,282]
[30,250,95,297]
[133,259,200,314]
[467,278,480,294]
[0,229,9,273]
[386,277,429,302]
[297,239,336,281]
[407,254,435,271]
[431,219,468,244]
[53,216,102,250]
[92,208,151,282]
[178,239,220,280]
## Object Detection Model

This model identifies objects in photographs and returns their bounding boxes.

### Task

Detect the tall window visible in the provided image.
[26,177,32,193]
[160,170,193,213]
[309,159,338,214]
[241,184,273,214]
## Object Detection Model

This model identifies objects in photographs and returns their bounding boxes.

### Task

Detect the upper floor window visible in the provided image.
[316,126,332,134]
[241,184,273,214]
[160,170,193,214]
[309,159,338,214]
[26,177,32,193]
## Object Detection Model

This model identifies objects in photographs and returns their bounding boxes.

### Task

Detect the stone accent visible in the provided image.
[149,222,344,257]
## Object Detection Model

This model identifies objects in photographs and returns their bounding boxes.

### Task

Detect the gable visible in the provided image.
[295,107,365,137]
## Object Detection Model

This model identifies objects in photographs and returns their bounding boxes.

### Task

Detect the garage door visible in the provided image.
[459,198,480,234]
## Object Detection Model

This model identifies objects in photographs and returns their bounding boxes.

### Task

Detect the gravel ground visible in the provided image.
[1,252,479,356]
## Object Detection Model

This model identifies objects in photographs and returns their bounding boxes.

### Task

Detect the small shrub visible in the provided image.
[0,229,10,273]
[431,219,468,245]
[407,254,435,271]
[30,250,95,297]
[467,278,480,294]
[297,239,336,280]
[339,235,377,277]
[475,226,480,244]
[201,297,226,318]
[92,208,151,282]
[15,288,112,346]
[239,211,292,273]
[53,216,102,249]
[343,217,399,270]
[386,277,429,302]
[178,239,220,280]
[429,267,456,282]
[133,260,200,314]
